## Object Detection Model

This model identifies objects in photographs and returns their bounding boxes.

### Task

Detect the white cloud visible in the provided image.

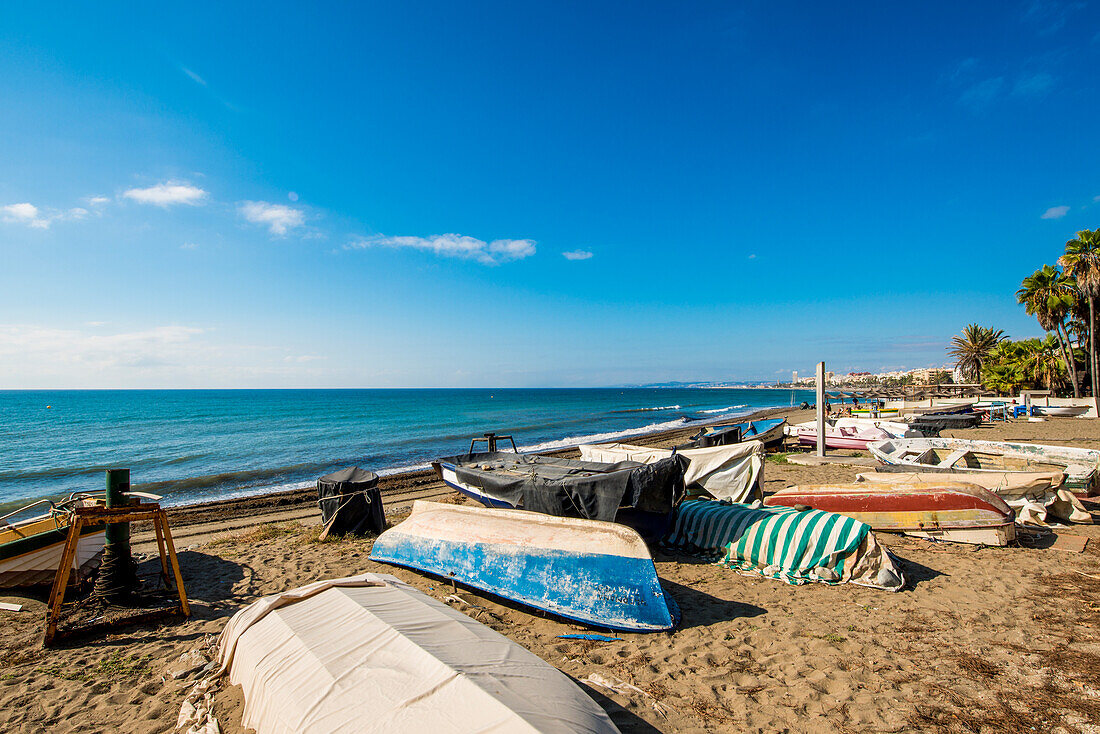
[239,201,305,235]
[562,249,593,261]
[0,324,204,373]
[1041,205,1070,219]
[181,67,207,86]
[348,233,537,265]
[959,77,1005,107]
[86,196,111,206]
[1,202,51,228]
[123,182,208,207]
[1012,72,1055,96]
[180,242,199,250]
[68,207,89,219]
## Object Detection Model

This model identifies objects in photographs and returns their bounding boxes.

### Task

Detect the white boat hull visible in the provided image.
[0,530,105,588]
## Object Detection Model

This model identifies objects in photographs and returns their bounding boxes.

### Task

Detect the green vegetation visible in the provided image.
[39,652,151,683]
[765,452,788,464]
[948,228,1099,400]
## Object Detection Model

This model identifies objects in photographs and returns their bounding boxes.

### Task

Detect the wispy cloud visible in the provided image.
[348,234,537,266]
[181,67,207,87]
[1041,205,1070,219]
[748,254,757,260]
[239,201,305,236]
[0,324,205,371]
[959,77,1005,107]
[1022,0,1084,35]
[1,202,51,229]
[946,57,979,85]
[562,249,593,261]
[85,196,111,206]
[123,182,208,207]
[1012,72,1055,96]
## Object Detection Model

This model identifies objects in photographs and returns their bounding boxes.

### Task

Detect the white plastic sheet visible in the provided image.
[579,441,764,502]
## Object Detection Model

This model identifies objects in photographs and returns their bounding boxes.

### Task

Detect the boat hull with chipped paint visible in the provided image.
[764,483,1016,545]
[370,500,678,632]
[868,437,1100,497]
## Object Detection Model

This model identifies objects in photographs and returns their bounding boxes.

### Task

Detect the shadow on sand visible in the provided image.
[658,577,766,630]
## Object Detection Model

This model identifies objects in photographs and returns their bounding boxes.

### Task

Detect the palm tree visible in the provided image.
[948,324,1005,383]
[1059,229,1100,412]
[1018,336,1067,391]
[1017,264,1079,396]
[981,341,1026,395]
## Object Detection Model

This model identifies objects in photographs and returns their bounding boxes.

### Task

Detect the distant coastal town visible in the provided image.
[642,366,958,391]
[779,366,956,389]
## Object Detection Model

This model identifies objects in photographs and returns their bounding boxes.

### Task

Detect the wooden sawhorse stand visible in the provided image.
[43,503,190,646]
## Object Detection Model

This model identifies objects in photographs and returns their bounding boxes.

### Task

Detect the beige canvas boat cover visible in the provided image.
[216,573,619,734]
[855,471,1090,525]
[579,441,764,502]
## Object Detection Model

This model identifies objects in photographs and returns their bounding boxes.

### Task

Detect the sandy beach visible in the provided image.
[3,407,1100,733]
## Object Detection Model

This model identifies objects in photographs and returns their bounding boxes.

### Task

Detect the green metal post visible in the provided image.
[93,467,136,602]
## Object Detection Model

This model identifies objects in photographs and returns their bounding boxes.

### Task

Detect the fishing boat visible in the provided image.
[1031,405,1090,418]
[578,440,764,502]
[854,470,1090,525]
[370,500,678,632]
[683,417,786,450]
[432,451,685,542]
[868,437,1100,496]
[764,482,1016,545]
[214,572,622,733]
[0,494,105,588]
[904,412,983,436]
[904,402,976,416]
[789,418,916,450]
[663,499,904,590]
[851,407,900,418]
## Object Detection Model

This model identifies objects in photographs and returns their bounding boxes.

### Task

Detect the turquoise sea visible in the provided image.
[0,388,814,511]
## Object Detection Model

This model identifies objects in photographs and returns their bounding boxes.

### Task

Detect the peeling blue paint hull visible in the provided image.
[370,501,678,632]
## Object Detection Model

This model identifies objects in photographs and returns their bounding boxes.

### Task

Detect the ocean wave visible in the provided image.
[158,461,438,508]
[699,404,749,414]
[517,417,690,452]
[133,462,330,495]
[610,405,681,414]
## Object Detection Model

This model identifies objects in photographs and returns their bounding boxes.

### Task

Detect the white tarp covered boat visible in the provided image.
[0,496,105,588]
[211,573,621,734]
[855,470,1091,525]
[868,437,1100,496]
[579,440,764,503]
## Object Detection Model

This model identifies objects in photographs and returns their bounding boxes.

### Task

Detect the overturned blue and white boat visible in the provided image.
[370,500,679,632]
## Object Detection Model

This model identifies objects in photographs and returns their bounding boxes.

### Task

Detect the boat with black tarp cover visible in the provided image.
[432,452,686,543]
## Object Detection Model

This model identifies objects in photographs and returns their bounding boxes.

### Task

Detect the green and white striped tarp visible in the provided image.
[665,500,902,589]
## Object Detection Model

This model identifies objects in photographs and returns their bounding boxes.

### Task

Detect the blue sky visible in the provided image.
[1,1,1098,388]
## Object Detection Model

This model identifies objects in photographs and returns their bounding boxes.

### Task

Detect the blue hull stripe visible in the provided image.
[371,534,677,632]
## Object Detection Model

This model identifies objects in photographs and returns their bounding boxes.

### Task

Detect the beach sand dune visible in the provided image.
[2,408,1099,733]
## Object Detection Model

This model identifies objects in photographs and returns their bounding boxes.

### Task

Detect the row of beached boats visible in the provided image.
[6,407,1098,734]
